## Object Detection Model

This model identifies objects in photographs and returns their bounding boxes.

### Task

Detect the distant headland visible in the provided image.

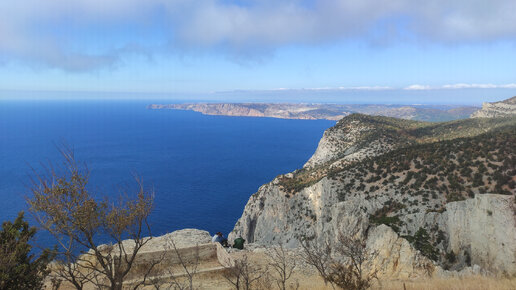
[148,103,479,122]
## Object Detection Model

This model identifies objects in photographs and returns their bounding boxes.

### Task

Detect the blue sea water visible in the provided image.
[0,99,333,246]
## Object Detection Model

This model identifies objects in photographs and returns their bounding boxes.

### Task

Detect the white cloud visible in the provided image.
[1,0,516,70]
[442,83,516,89]
[404,83,516,90]
[404,84,432,90]
[338,86,393,91]
[215,83,516,95]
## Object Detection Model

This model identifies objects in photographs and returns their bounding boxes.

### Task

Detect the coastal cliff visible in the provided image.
[230,97,516,277]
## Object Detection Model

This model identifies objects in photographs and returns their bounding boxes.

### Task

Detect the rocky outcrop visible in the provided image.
[147,228,213,249]
[304,116,398,168]
[103,228,213,254]
[229,177,322,247]
[367,225,436,278]
[471,96,516,118]
[69,229,233,289]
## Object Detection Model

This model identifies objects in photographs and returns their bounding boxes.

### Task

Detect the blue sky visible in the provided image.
[0,0,515,104]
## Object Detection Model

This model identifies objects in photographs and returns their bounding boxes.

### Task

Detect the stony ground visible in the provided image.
[47,244,516,289]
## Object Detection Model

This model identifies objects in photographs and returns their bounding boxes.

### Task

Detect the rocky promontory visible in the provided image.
[230,98,516,277]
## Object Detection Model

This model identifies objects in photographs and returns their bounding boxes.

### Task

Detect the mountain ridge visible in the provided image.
[471,96,516,118]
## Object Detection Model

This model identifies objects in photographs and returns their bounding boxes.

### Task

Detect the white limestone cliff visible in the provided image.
[471,96,516,118]
[444,194,516,275]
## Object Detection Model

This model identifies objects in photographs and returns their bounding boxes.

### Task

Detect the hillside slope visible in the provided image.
[230,103,516,276]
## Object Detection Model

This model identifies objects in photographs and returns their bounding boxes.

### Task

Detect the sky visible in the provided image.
[0,0,515,104]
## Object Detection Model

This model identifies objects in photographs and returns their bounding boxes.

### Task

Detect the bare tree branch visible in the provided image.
[265,244,297,290]
[299,233,379,290]
[223,254,267,290]
[27,148,156,290]
[163,238,201,290]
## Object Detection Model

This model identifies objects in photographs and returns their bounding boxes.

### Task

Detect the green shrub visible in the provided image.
[0,212,53,289]
[445,251,456,263]
[403,228,439,261]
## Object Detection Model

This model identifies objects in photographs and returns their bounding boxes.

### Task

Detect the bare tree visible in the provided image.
[223,254,267,290]
[255,271,273,290]
[130,251,167,290]
[265,244,297,290]
[330,235,378,290]
[300,234,378,290]
[165,238,201,290]
[27,148,157,290]
[299,238,334,289]
[139,239,203,290]
[46,258,89,290]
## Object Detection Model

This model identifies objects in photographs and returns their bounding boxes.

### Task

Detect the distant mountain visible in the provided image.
[149,103,479,122]
[230,96,516,276]
[471,96,516,118]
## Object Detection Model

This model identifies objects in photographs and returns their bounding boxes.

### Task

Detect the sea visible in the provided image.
[0,99,334,247]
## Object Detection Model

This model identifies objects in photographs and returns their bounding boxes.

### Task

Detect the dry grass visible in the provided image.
[293,276,516,290]
[47,247,516,290]
[228,250,516,290]
[371,276,516,290]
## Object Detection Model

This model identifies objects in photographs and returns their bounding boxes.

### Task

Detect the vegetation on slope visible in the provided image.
[277,114,516,264]
[331,125,515,201]
[279,114,516,199]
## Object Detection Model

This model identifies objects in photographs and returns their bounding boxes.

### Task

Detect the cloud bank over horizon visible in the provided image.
[220,83,516,93]
[1,0,516,71]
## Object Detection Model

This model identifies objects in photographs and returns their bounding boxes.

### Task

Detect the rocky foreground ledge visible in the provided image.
[49,224,513,289]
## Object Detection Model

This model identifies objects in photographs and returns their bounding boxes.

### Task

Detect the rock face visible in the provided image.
[367,225,436,278]
[230,177,340,248]
[228,178,440,279]
[444,194,516,275]
[231,173,515,277]
[471,96,516,118]
[230,104,516,277]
